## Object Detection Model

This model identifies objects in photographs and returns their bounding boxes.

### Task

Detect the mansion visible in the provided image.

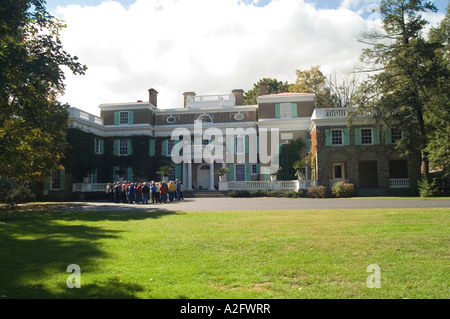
[43,84,420,200]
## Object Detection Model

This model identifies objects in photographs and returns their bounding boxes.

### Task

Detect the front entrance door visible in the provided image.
[197,165,210,189]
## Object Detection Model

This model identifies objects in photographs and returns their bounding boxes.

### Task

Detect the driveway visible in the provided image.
[51,197,450,212]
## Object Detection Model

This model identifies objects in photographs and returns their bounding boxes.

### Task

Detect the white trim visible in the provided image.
[99,102,155,112]
[257,93,315,104]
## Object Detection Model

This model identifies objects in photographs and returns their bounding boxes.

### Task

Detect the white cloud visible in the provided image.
[56,0,384,115]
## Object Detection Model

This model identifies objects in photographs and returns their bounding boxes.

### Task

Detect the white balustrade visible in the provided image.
[390,178,410,188]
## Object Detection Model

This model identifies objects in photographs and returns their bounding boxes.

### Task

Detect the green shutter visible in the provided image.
[60,170,65,191]
[229,164,235,181]
[43,181,50,191]
[113,166,119,182]
[385,128,392,145]
[343,129,350,146]
[275,104,281,119]
[150,139,156,156]
[291,103,298,118]
[175,165,182,180]
[325,129,332,146]
[162,140,168,156]
[306,139,311,153]
[114,139,119,156]
[128,111,134,125]
[114,112,120,125]
[230,136,235,155]
[128,139,133,155]
[100,139,104,155]
[127,167,133,182]
[264,170,270,181]
[373,128,380,145]
[355,128,361,145]
[93,169,98,183]
[256,164,260,177]
[245,164,251,181]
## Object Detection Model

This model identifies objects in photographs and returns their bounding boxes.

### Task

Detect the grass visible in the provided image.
[0,204,448,299]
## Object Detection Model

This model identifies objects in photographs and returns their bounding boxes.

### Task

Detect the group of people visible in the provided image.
[106,180,184,204]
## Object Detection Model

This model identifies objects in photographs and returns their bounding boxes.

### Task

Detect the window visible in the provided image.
[119,139,128,155]
[118,165,128,180]
[332,163,345,180]
[391,128,402,143]
[51,170,61,190]
[251,164,258,175]
[94,138,102,154]
[235,164,245,181]
[167,139,177,155]
[119,111,129,125]
[361,129,373,145]
[202,139,210,146]
[197,114,213,123]
[166,116,177,124]
[168,165,176,182]
[235,137,245,154]
[280,103,292,118]
[331,129,343,145]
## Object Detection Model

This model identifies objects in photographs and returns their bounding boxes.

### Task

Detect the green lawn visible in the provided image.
[0,205,448,299]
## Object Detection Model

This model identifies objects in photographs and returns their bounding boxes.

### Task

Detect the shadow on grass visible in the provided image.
[0,205,180,298]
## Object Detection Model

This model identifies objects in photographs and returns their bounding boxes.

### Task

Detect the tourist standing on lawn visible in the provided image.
[142,182,149,204]
[175,179,181,201]
[168,180,175,202]
[160,182,167,203]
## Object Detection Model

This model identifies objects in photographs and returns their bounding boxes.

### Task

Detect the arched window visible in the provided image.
[197,114,213,123]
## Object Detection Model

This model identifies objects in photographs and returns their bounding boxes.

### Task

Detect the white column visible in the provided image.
[209,161,215,190]
[187,162,193,190]
[182,162,187,186]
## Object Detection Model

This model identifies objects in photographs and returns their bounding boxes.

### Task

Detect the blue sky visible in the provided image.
[45,0,449,14]
[43,0,447,115]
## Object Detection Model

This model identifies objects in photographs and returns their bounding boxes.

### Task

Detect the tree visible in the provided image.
[289,65,333,108]
[326,70,362,108]
[244,78,291,105]
[0,0,86,182]
[354,0,447,180]
[424,7,450,174]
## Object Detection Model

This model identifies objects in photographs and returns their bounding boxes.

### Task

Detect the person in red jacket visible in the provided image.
[159,182,167,203]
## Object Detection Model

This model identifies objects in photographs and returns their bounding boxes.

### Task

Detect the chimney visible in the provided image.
[259,82,267,96]
[148,88,158,107]
[232,89,244,106]
[183,92,196,107]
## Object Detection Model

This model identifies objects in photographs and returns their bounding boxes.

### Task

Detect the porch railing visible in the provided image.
[219,180,318,191]
[390,178,410,188]
[72,183,109,192]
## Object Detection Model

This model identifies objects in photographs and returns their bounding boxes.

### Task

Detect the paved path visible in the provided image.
[54,197,450,212]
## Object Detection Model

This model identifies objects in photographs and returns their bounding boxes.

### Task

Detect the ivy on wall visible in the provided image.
[277,138,305,180]
[65,128,171,183]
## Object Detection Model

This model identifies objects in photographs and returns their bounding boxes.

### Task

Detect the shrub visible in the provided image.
[331,182,356,198]
[307,186,327,198]
[227,190,304,198]
[418,178,437,197]
[0,178,35,206]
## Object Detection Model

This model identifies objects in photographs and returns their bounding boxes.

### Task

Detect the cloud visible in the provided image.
[55,0,387,115]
